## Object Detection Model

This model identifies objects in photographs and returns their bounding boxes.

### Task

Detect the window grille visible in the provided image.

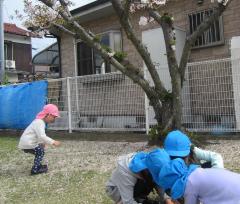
[188,9,224,48]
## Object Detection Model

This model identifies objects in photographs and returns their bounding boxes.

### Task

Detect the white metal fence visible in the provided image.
[48,58,240,133]
[182,58,240,132]
[47,73,146,132]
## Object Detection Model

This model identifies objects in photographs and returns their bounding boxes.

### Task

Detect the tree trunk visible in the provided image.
[172,72,182,129]
[148,96,173,145]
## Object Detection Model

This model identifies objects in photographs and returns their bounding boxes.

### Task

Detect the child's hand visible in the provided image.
[52,140,61,147]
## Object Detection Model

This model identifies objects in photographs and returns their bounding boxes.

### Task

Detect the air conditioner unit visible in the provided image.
[5,60,16,69]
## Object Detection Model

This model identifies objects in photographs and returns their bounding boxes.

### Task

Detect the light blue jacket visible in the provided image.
[193,147,224,168]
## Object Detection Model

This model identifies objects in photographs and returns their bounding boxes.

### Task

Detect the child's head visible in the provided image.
[36,104,60,123]
[164,130,191,159]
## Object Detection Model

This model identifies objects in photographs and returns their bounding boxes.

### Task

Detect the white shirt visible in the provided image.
[18,119,54,149]
[184,168,240,204]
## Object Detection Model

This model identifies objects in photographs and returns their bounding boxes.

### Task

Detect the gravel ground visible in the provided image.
[47,138,240,174]
[203,139,240,171]
[3,138,240,177]
[45,140,148,174]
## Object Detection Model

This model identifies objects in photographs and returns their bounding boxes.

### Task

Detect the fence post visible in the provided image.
[67,77,72,133]
[145,95,150,135]
[73,40,80,120]
[144,67,150,134]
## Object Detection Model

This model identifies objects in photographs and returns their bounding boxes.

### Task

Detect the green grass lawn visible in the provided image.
[0,170,111,204]
[0,135,117,204]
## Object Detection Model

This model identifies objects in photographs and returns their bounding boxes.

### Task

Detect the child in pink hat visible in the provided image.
[18,104,61,175]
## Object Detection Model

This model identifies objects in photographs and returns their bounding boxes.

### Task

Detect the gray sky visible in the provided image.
[3,0,96,56]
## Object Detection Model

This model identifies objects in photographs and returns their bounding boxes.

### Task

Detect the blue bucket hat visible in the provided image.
[164,130,191,157]
[129,152,148,173]
[158,158,198,200]
[145,148,170,186]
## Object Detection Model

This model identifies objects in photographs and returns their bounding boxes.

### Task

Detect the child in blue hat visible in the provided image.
[164,130,224,168]
[105,148,174,204]
[158,158,240,204]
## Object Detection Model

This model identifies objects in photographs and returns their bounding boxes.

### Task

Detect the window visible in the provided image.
[4,44,7,60]
[4,42,14,60]
[188,9,224,48]
[77,30,122,76]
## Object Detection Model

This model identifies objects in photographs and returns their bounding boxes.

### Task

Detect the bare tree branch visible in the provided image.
[111,0,167,96]
[58,0,72,17]
[58,0,68,7]
[52,22,76,36]
[124,0,131,18]
[38,0,160,101]
[149,10,179,76]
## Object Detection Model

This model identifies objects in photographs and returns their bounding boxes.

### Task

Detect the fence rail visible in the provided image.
[47,58,240,133]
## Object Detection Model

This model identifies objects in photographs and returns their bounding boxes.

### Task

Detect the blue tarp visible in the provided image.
[0,81,48,129]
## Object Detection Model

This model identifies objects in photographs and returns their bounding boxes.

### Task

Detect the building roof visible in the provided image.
[4,23,33,37]
[70,0,113,23]
[71,0,110,15]
[32,42,59,66]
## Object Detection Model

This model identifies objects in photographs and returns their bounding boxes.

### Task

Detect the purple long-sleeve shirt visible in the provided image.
[184,168,240,204]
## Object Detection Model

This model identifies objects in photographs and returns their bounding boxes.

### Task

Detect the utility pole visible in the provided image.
[0,0,5,84]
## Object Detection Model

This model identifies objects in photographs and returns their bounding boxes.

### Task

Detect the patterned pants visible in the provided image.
[24,144,45,173]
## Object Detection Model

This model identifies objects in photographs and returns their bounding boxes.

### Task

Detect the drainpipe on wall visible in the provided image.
[73,38,80,120]
[56,36,62,78]
[0,0,5,84]
[73,38,78,77]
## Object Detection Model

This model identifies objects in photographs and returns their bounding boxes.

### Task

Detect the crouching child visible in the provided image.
[105,149,174,204]
[18,104,61,175]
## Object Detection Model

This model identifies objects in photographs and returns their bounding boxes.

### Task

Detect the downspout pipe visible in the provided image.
[0,0,5,84]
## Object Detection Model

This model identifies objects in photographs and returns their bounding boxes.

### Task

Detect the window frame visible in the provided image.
[188,8,224,49]
[76,30,122,76]
[4,44,8,60]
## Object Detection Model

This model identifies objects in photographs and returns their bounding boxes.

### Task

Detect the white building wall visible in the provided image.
[231,36,240,129]
[142,27,187,126]
[4,33,31,44]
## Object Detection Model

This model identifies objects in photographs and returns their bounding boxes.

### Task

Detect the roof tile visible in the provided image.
[4,23,33,37]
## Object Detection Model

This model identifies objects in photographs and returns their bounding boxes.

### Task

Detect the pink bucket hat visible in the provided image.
[36,104,60,119]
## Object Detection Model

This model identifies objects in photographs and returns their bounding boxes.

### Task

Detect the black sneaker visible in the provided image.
[31,166,48,175]
[40,164,48,169]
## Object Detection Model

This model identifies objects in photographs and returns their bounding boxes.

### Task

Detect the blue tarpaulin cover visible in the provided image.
[0,80,48,129]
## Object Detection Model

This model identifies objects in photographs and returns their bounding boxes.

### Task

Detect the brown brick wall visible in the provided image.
[179,0,240,61]
[61,33,75,77]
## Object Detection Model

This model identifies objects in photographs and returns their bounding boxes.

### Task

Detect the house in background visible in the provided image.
[4,23,33,82]
[50,0,240,131]
[55,0,240,77]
